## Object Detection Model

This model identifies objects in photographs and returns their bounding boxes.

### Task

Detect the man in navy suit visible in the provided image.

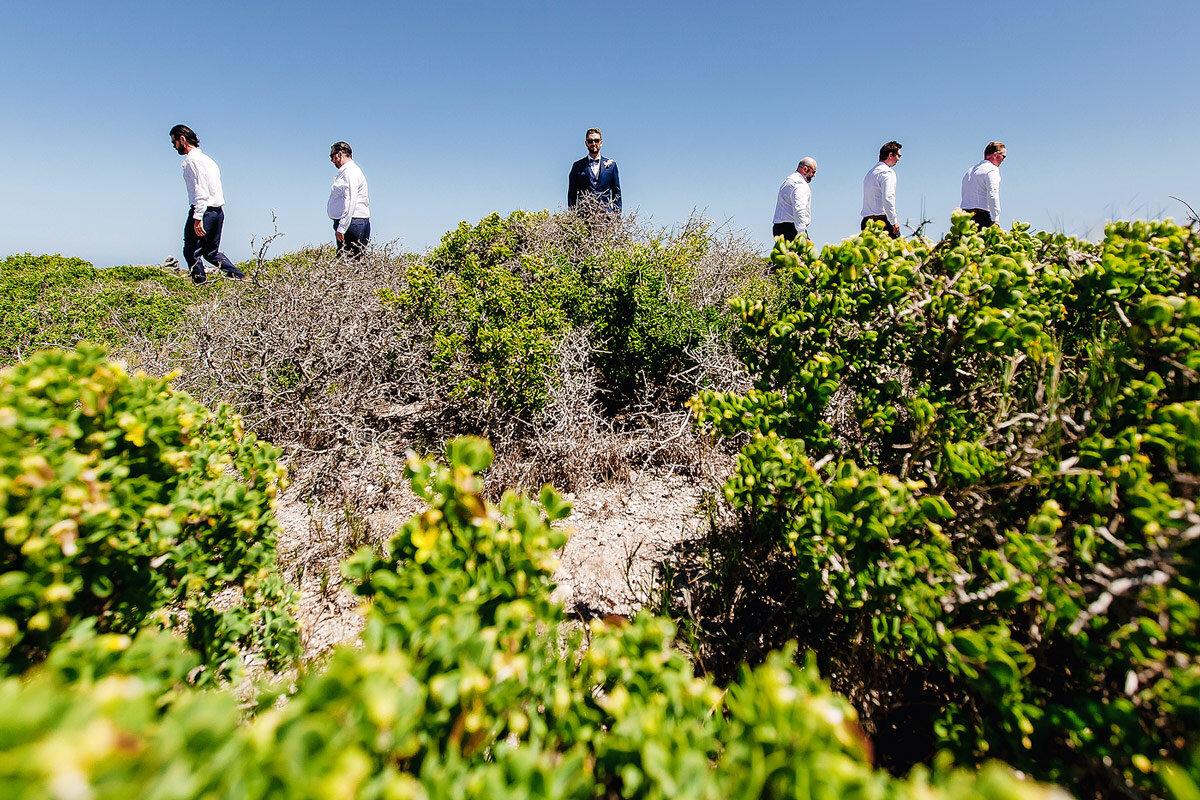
[568,128,621,214]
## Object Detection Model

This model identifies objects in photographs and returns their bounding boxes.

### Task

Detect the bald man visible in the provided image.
[772,157,817,242]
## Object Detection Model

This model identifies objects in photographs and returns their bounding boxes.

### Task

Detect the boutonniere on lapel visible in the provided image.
[603,159,613,169]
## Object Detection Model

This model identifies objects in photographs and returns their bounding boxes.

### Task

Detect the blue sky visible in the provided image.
[2,1,1197,267]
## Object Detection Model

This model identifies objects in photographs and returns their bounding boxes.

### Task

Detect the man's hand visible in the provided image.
[891,223,901,237]
[193,218,206,237]
[336,231,344,243]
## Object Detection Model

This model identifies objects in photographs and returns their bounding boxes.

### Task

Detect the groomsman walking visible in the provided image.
[772,157,817,242]
[328,141,371,259]
[861,141,902,238]
[960,142,1006,228]
[168,124,248,284]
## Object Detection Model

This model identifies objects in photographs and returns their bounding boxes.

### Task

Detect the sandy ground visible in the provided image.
[273,468,712,659]
[550,470,709,618]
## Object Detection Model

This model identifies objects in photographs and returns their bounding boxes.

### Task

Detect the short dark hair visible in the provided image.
[169,124,199,146]
[331,141,353,157]
[585,128,602,140]
[984,141,1006,157]
[879,141,902,161]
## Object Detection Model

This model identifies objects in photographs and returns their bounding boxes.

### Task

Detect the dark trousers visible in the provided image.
[772,222,799,242]
[335,218,371,259]
[861,215,900,238]
[184,207,246,283]
[964,208,994,228]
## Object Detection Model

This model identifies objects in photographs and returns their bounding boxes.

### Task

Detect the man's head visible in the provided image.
[585,128,602,157]
[984,141,1007,166]
[169,124,199,155]
[330,141,353,168]
[797,157,818,182]
[879,141,902,166]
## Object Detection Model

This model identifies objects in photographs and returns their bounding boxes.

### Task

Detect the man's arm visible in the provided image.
[882,170,897,227]
[183,160,210,220]
[567,164,579,208]
[338,169,358,236]
[987,169,1002,222]
[183,160,207,235]
[611,162,621,213]
[794,182,811,234]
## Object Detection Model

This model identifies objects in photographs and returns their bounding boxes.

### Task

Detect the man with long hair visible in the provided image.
[168,124,248,284]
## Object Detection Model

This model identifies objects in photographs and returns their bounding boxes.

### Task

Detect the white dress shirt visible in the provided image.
[773,171,812,233]
[860,161,897,224]
[588,157,601,179]
[327,158,371,234]
[960,159,1001,221]
[181,148,226,220]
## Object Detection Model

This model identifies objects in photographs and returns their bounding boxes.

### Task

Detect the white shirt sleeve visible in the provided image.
[339,168,357,234]
[184,158,208,219]
[986,169,1001,221]
[794,181,811,234]
[882,170,897,225]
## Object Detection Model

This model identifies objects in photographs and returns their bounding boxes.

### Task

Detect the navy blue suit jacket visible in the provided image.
[568,155,621,213]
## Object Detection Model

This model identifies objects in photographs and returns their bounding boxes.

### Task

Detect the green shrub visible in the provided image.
[0,439,1066,799]
[689,215,1200,797]
[589,230,725,406]
[0,254,191,364]
[385,211,743,424]
[0,345,299,677]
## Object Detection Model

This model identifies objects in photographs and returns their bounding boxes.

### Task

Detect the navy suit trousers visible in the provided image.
[772,222,799,242]
[964,208,994,228]
[334,218,371,259]
[183,207,245,283]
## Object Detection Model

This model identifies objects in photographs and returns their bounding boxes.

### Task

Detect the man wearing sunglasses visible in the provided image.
[861,141,902,238]
[168,124,248,284]
[772,157,817,243]
[960,142,1006,228]
[328,141,371,259]
[567,128,622,214]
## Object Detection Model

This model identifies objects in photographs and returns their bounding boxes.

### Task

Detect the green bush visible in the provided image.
[0,345,299,677]
[386,211,585,416]
[589,230,725,406]
[690,215,1200,797]
[0,439,1066,799]
[0,254,191,365]
[385,211,744,424]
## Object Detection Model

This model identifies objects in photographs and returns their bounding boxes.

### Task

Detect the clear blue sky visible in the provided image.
[2,1,1197,267]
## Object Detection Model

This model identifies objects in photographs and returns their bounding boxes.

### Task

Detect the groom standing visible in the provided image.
[567,128,622,214]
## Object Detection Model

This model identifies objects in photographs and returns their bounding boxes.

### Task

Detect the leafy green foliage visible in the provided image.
[384,211,740,423]
[0,254,191,364]
[0,345,299,677]
[690,215,1200,797]
[0,439,1066,799]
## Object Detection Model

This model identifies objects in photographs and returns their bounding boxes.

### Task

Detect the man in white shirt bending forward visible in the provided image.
[960,142,1006,228]
[861,141,902,238]
[328,142,371,259]
[772,157,817,242]
[169,124,248,284]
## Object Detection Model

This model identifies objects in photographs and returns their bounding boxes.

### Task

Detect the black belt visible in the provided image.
[963,208,987,214]
[190,205,223,212]
[862,214,889,222]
